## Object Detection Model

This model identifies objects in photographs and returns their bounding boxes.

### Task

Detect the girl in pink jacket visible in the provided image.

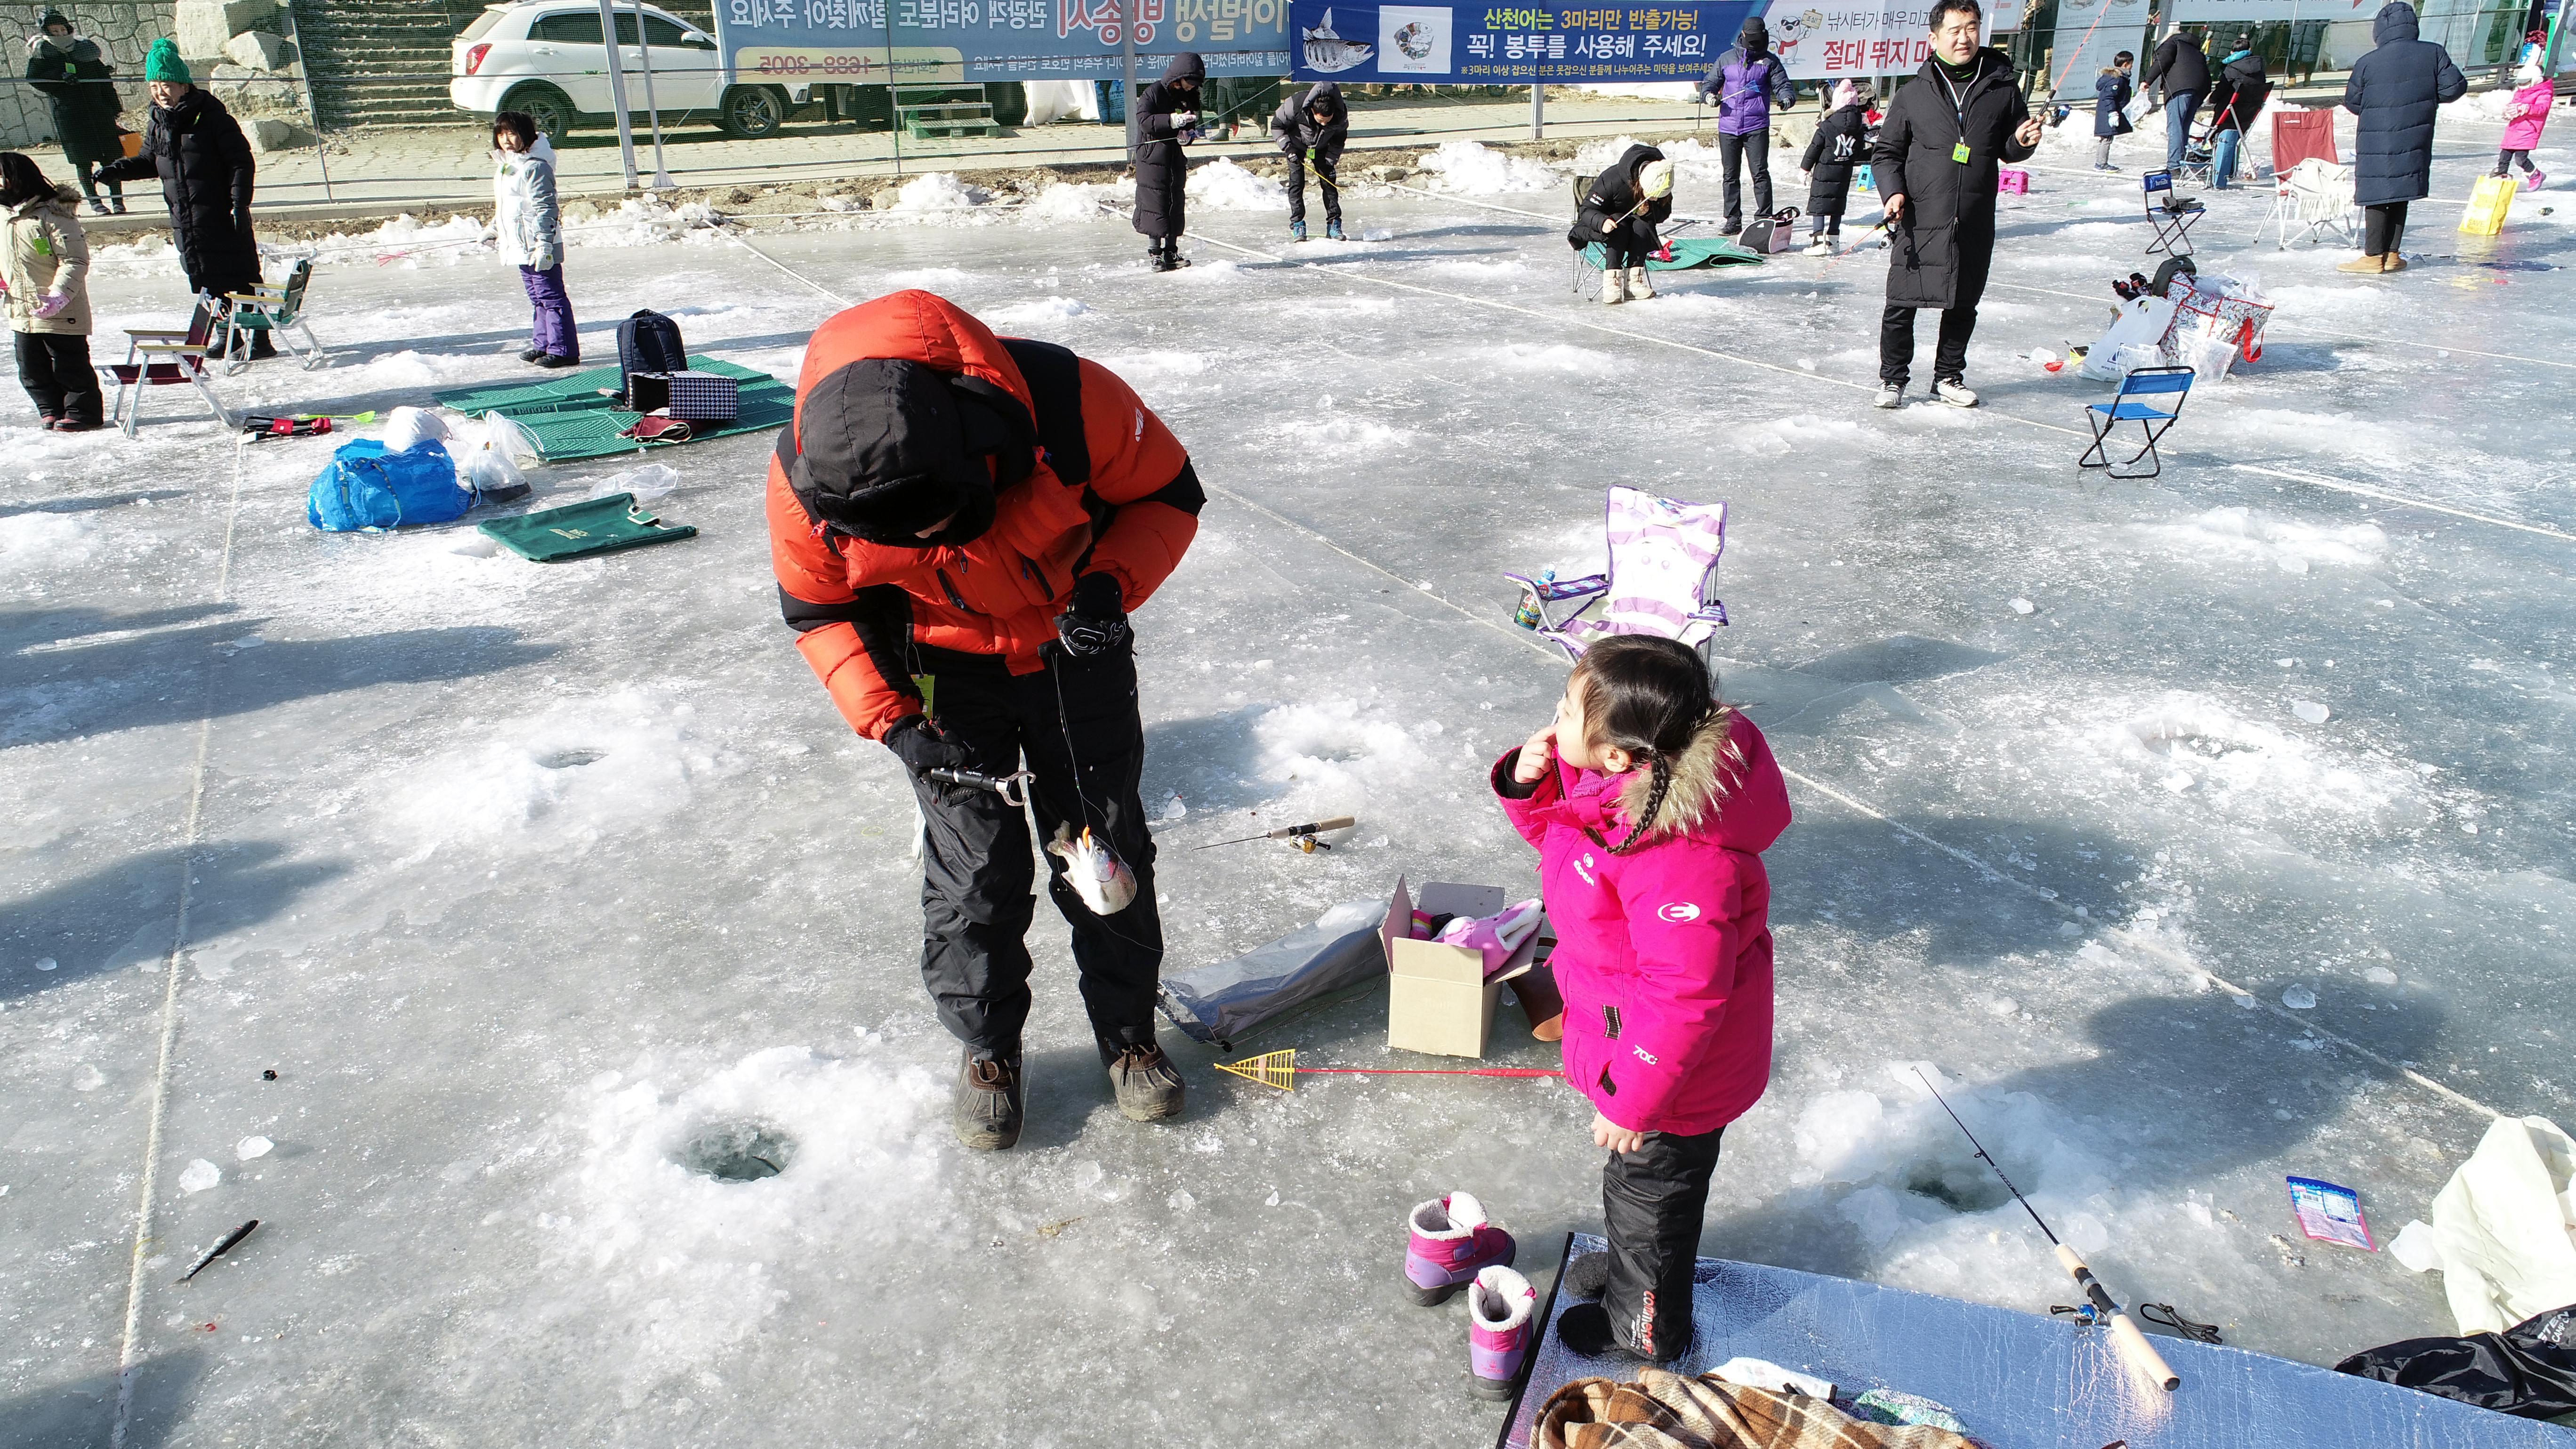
[1491,635,1791,1363]
[2497,56,2552,190]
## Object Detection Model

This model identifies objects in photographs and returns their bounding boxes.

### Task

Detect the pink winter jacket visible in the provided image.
[1492,712,1791,1137]
[2504,79,2553,151]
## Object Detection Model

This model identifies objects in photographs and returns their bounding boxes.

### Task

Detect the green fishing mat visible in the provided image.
[1583,237,1765,271]
[432,356,795,463]
[477,492,698,563]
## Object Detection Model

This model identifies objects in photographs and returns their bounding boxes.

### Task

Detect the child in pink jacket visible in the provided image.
[1491,635,1791,1362]
[2498,56,2553,190]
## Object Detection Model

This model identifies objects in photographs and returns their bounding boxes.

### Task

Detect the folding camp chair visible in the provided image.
[2269,156,2359,249]
[1503,485,1729,664]
[100,294,233,437]
[217,257,325,373]
[2078,365,2194,479]
[2142,170,2205,257]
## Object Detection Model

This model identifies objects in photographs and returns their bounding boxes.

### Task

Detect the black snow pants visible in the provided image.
[1719,129,1772,230]
[1287,148,1341,226]
[15,331,101,426]
[1601,1124,1726,1362]
[908,641,1163,1066]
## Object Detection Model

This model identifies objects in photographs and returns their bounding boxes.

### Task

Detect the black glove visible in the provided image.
[1054,572,1131,657]
[884,714,968,781]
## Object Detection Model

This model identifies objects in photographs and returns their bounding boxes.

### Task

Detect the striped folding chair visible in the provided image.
[1505,485,1729,665]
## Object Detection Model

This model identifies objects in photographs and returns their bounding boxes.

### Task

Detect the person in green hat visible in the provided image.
[23,10,127,216]
[99,38,266,354]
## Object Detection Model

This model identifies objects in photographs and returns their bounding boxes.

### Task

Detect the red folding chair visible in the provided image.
[100,295,234,437]
[2270,109,2338,172]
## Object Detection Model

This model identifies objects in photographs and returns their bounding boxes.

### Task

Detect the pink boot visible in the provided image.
[1404,1192,1516,1305]
[1468,1265,1539,1399]
[2525,169,2548,192]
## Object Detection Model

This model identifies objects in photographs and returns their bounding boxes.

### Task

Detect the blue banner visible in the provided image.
[714,0,1288,82]
[1289,1,1758,82]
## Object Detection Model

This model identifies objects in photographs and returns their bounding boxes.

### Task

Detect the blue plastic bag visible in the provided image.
[306,439,469,532]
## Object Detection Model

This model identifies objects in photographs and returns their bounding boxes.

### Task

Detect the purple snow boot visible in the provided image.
[1404,1191,1515,1305]
[1468,1265,1539,1399]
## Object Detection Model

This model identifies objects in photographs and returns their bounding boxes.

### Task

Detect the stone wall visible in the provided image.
[3,0,314,152]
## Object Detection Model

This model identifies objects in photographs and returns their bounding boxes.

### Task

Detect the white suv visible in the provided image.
[451,1,795,141]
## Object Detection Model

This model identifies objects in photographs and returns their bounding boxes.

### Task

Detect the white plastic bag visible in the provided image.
[465,445,524,499]
[2181,331,2236,385]
[593,462,680,502]
[2389,1115,2576,1334]
[382,405,454,452]
[482,412,541,465]
[2079,294,2181,380]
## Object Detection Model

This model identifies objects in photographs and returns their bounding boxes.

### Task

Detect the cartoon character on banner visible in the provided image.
[1764,5,1821,64]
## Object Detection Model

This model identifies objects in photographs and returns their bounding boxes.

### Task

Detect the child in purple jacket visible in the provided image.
[1492,635,1792,1361]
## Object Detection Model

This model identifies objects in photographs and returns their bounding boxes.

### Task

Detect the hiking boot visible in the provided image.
[2337,253,2387,274]
[1599,266,1628,305]
[1873,381,1906,410]
[110,197,126,214]
[1326,218,1344,241]
[1803,237,1832,255]
[1404,1192,1515,1305]
[2381,252,2408,274]
[1468,1266,1539,1400]
[1626,265,1653,299]
[517,346,546,362]
[51,418,99,433]
[86,198,112,216]
[533,353,581,369]
[1106,1041,1185,1123]
[2526,169,2547,192]
[1933,378,1980,408]
[954,1050,1023,1151]
[1290,218,1308,242]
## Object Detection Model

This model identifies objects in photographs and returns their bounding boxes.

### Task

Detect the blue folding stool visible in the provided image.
[2079,365,2195,479]
[2142,169,2204,257]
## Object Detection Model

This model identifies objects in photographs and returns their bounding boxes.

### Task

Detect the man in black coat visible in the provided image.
[99,42,266,350]
[1132,51,1204,273]
[24,9,124,215]
[1869,0,2039,409]
[2140,24,2211,176]
[1270,80,1348,242]
[2339,1,2465,274]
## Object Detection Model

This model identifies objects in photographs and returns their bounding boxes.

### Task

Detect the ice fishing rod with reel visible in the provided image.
[1914,1068,2182,1392]
[1194,816,1357,852]
[926,767,1035,807]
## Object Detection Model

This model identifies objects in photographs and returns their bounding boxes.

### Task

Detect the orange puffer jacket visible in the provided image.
[768,290,1202,740]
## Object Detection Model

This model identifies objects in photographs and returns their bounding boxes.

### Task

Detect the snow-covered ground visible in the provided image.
[4,107,2572,1447]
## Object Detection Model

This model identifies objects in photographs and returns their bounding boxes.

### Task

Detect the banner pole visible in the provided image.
[1123,0,1139,155]
[630,0,674,189]
[883,0,903,177]
[1531,79,1544,137]
[595,0,641,189]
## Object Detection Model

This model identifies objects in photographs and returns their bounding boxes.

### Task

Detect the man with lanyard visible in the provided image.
[1868,0,2042,410]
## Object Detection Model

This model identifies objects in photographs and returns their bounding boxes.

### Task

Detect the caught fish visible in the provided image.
[1302,8,1374,72]
[1048,824,1137,916]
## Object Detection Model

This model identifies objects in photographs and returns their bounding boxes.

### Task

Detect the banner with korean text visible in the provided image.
[1288,1,1763,83]
[715,0,1289,83]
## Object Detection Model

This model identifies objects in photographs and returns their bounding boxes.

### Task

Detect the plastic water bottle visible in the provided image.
[1513,569,1554,630]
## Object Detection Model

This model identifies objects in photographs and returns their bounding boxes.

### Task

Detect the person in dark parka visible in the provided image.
[2140,24,2211,175]
[1697,17,1797,233]
[1799,80,1870,253]
[99,40,266,347]
[24,10,124,215]
[1568,143,1674,305]
[1132,51,1204,273]
[2339,1,2465,274]
[2092,51,2134,171]
[1869,0,2039,410]
[1269,80,1348,242]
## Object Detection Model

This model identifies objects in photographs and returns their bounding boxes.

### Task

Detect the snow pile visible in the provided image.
[1733,413,1865,457]
[884,171,990,212]
[571,195,725,247]
[2136,506,2389,574]
[1494,341,1610,370]
[1572,134,1651,174]
[1022,181,1118,224]
[1187,158,1286,211]
[541,1045,948,1401]
[2102,691,2424,823]
[985,295,1095,326]
[384,687,727,859]
[0,511,102,588]
[1416,140,1562,194]
[1252,700,1425,800]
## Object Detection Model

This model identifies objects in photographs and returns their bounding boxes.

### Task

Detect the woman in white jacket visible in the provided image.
[492,112,577,368]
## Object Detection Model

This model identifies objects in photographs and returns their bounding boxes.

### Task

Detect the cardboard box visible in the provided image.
[1382,876,1548,1059]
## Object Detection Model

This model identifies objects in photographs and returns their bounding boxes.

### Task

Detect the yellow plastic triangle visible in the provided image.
[1216,1048,1299,1091]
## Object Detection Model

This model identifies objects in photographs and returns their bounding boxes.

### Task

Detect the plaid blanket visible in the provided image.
[1536,1371,1978,1449]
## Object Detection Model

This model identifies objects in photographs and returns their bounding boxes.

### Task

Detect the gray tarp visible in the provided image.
[1155,897,1391,1049]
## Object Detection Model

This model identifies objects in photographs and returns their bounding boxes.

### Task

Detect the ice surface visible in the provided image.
[5,108,2574,1448]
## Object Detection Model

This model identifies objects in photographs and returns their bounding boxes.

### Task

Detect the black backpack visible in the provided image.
[616,309,686,395]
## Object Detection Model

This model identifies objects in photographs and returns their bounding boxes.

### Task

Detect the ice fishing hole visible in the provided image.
[674,1119,798,1183]
[539,749,606,770]
[1901,1162,2014,1215]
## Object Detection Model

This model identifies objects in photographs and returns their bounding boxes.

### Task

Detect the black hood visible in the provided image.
[1161,51,1205,85]
[1738,16,1768,50]
[783,358,1039,549]
[2374,1,2419,44]
[1617,142,1664,179]
[1299,81,1345,121]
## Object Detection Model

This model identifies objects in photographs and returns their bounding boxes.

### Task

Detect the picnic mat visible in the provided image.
[1584,237,1764,272]
[433,356,794,463]
[478,492,697,562]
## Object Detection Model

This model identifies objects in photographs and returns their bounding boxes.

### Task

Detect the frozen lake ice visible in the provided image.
[4,108,2572,1446]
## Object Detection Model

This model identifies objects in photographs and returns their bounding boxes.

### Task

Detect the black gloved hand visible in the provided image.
[1054,572,1131,658]
[884,714,968,781]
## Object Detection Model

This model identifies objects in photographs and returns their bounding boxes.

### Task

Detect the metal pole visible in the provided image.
[1121,0,1138,155]
[595,0,640,189]
[628,0,674,188]
[1530,79,1543,138]
[282,0,333,202]
[882,0,902,177]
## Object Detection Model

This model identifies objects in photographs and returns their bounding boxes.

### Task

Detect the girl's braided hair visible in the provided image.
[1569,635,1735,854]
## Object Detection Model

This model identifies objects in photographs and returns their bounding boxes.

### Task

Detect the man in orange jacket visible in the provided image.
[769,290,1204,1150]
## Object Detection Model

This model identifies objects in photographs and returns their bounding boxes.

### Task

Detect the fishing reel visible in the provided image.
[927,767,1035,808]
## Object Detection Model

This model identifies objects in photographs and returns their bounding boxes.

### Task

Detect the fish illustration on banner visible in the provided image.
[1303,6,1375,70]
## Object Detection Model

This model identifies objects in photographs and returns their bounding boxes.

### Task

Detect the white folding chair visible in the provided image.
[2271,157,2359,249]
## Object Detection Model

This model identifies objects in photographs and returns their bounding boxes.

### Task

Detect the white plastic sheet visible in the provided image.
[2390,1115,2576,1335]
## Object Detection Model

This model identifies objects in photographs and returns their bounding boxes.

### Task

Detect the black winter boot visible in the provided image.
[1105,1041,1185,1123]
[954,1049,1023,1151]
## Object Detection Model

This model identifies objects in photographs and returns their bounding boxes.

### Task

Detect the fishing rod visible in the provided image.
[1194,815,1356,852]
[927,766,1034,807]
[1219,1048,1561,1090]
[1914,1069,2180,1391]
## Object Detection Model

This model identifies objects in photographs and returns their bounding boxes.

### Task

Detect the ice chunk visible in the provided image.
[72,1063,104,1091]
[2010,597,2036,615]
[236,1136,274,1161]
[2365,966,2399,985]
[2290,700,2330,724]
[33,957,56,971]
[178,1159,222,1193]
[2282,984,2318,1010]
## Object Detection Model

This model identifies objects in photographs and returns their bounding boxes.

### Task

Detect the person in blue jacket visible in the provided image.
[1696,17,1796,233]
[2093,51,2134,171]
[2337,1,2464,274]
